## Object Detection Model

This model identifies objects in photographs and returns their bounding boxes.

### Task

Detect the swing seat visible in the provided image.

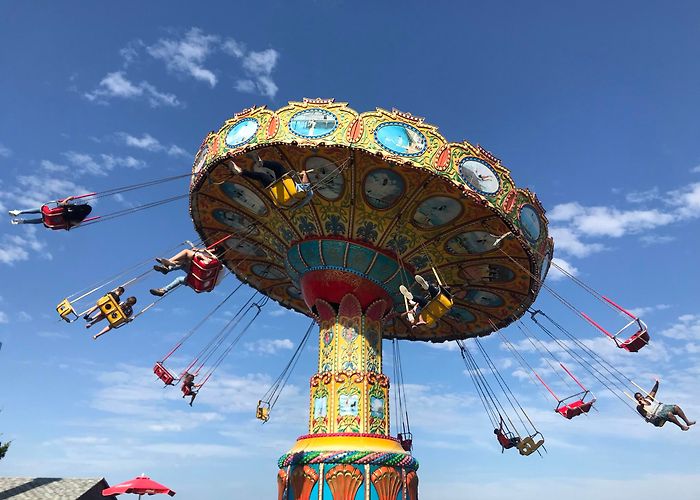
[41,204,69,230]
[421,292,454,326]
[397,432,413,452]
[517,433,544,456]
[617,328,649,353]
[556,398,595,419]
[96,293,128,328]
[185,253,222,293]
[153,362,176,386]
[56,298,78,322]
[268,177,307,208]
[256,400,270,422]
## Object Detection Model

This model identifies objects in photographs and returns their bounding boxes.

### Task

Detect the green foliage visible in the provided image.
[0,440,9,460]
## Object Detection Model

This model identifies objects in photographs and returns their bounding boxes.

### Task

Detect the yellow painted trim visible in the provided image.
[289,435,405,454]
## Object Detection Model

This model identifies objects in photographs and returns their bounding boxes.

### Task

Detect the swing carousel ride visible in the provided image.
[30,99,662,500]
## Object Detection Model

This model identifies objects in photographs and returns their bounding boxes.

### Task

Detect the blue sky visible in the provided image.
[1,2,700,499]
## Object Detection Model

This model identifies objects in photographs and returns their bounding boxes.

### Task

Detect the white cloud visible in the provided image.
[547,257,578,281]
[659,314,700,341]
[84,71,180,108]
[0,143,11,158]
[41,159,68,172]
[235,79,256,93]
[119,133,189,158]
[0,226,47,266]
[147,28,219,87]
[222,39,246,58]
[245,338,294,355]
[626,187,660,203]
[234,48,280,98]
[119,39,144,67]
[691,165,700,173]
[549,226,604,258]
[0,311,8,324]
[668,182,700,219]
[626,304,670,318]
[62,151,146,176]
[242,49,279,77]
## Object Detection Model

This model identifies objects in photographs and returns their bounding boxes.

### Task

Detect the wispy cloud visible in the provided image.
[0,143,12,158]
[626,304,670,318]
[118,132,189,158]
[0,311,8,324]
[0,226,48,266]
[147,28,219,87]
[691,165,700,174]
[659,314,700,341]
[244,338,294,355]
[84,71,180,108]
[40,159,68,172]
[548,257,578,281]
[228,44,280,98]
[626,187,661,203]
[62,151,146,176]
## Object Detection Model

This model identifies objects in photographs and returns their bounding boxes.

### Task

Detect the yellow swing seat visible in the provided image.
[56,298,78,323]
[256,400,270,422]
[517,432,545,456]
[97,293,129,328]
[421,292,454,326]
[268,177,307,208]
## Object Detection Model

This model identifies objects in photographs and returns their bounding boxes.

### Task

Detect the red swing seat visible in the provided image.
[556,394,596,419]
[397,432,413,452]
[618,328,649,353]
[185,253,222,293]
[153,362,176,386]
[41,204,69,230]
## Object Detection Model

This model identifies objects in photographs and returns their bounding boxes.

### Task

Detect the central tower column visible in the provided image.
[278,240,419,500]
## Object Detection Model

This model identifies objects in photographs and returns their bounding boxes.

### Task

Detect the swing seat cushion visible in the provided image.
[557,399,594,419]
[56,298,76,322]
[97,294,128,328]
[185,254,222,293]
[517,435,544,456]
[153,362,176,386]
[421,292,454,326]
[620,329,649,352]
[256,407,270,421]
[268,177,306,208]
[41,204,68,230]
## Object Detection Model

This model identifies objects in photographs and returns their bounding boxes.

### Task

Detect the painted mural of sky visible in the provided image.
[1,2,699,499]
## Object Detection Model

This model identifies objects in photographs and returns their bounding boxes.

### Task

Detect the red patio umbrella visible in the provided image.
[103,474,175,499]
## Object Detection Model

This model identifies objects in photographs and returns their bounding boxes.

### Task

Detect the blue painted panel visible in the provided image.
[299,240,323,268]
[368,253,400,283]
[321,239,347,268]
[345,243,376,274]
[286,248,306,275]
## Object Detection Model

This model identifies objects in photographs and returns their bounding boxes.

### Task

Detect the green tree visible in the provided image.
[0,440,9,460]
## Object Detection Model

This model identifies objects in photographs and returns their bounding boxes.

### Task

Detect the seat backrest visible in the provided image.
[153,362,175,386]
[269,177,306,208]
[41,204,68,229]
[97,294,127,327]
[621,329,650,352]
[185,255,222,293]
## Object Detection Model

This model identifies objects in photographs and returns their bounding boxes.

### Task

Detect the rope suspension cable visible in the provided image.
[457,340,498,428]
[474,337,539,436]
[261,319,316,412]
[76,194,189,228]
[160,282,246,364]
[88,173,192,201]
[197,297,267,387]
[457,340,504,430]
[391,339,405,435]
[530,311,642,414]
[182,291,259,376]
[392,339,412,437]
[493,326,555,405]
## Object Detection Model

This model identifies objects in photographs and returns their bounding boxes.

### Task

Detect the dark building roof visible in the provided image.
[0,477,116,499]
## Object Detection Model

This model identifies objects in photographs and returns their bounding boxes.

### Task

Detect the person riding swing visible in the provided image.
[181,372,201,406]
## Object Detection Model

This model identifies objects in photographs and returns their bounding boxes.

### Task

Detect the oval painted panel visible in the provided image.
[448,307,476,323]
[212,209,256,233]
[458,157,500,195]
[413,196,463,228]
[193,145,208,174]
[225,118,259,148]
[363,168,405,209]
[540,251,552,281]
[224,237,267,258]
[305,156,345,200]
[519,204,542,242]
[374,122,427,157]
[460,264,515,283]
[288,108,338,138]
[445,231,500,255]
[220,182,267,215]
[463,290,504,308]
[286,286,302,300]
[251,263,286,280]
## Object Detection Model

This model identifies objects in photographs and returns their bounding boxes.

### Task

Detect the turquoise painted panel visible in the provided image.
[299,240,323,268]
[345,243,376,274]
[286,248,306,275]
[368,253,400,283]
[321,239,347,268]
